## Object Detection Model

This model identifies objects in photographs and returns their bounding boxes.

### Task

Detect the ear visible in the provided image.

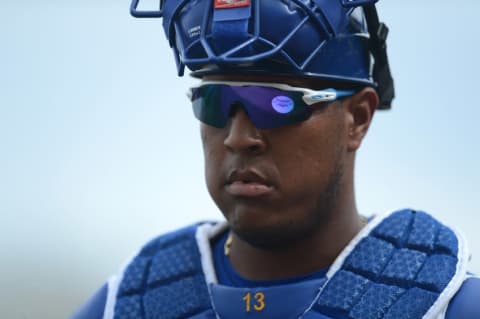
[345,87,379,152]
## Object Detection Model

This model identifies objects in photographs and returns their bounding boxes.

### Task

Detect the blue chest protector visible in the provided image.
[110,209,471,319]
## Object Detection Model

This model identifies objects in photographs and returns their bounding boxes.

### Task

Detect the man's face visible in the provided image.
[200,75,351,249]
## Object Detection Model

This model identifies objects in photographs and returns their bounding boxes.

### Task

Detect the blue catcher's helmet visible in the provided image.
[131,0,394,109]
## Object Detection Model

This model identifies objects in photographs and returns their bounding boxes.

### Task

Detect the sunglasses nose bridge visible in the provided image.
[223,103,266,154]
[226,101,258,131]
[227,100,247,118]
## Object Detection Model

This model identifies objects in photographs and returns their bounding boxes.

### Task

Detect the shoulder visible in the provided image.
[445,276,480,319]
[70,222,224,319]
[70,283,108,319]
[69,226,200,319]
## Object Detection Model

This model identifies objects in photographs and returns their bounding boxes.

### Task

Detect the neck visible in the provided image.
[227,182,364,280]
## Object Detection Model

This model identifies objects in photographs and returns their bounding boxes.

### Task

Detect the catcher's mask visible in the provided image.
[131,0,394,109]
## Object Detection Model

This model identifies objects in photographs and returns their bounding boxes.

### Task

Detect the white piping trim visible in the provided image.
[435,304,448,319]
[300,209,469,319]
[325,210,391,279]
[102,249,141,319]
[422,226,469,319]
[103,222,227,319]
[298,210,392,318]
[195,222,228,285]
[195,221,228,319]
[102,276,118,319]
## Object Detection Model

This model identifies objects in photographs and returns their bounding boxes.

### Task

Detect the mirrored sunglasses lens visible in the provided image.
[237,86,309,128]
[191,84,311,129]
[191,86,228,127]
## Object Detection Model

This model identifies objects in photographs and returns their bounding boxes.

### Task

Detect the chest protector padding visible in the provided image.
[113,210,463,319]
[311,210,460,319]
[114,225,212,319]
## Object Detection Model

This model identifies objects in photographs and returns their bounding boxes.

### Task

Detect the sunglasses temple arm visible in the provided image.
[303,89,357,104]
[336,89,357,99]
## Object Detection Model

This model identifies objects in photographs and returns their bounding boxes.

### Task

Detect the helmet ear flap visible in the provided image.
[364,4,395,109]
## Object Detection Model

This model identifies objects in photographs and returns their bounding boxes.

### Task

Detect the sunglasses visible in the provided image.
[188,81,357,129]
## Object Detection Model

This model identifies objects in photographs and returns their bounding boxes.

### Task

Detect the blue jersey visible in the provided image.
[72,209,480,319]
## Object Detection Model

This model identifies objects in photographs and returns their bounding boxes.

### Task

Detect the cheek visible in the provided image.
[302,133,344,171]
[272,120,345,192]
[201,125,222,160]
[277,144,333,193]
[201,126,225,194]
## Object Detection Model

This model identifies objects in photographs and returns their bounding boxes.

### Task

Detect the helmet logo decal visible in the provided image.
[214,0,250,9]
[188,25,201,38]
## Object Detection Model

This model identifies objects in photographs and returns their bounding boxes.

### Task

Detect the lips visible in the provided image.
[225,169,273,197]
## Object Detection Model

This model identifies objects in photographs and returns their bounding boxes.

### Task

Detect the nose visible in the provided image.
[223,105,267,155]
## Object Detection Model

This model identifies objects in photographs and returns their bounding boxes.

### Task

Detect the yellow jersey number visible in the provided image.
[242,292,265,312]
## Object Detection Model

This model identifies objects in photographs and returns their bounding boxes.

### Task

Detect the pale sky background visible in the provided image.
[1,1,479,318]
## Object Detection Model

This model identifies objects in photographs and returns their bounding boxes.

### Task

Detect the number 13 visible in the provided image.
[243,292,265,312]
